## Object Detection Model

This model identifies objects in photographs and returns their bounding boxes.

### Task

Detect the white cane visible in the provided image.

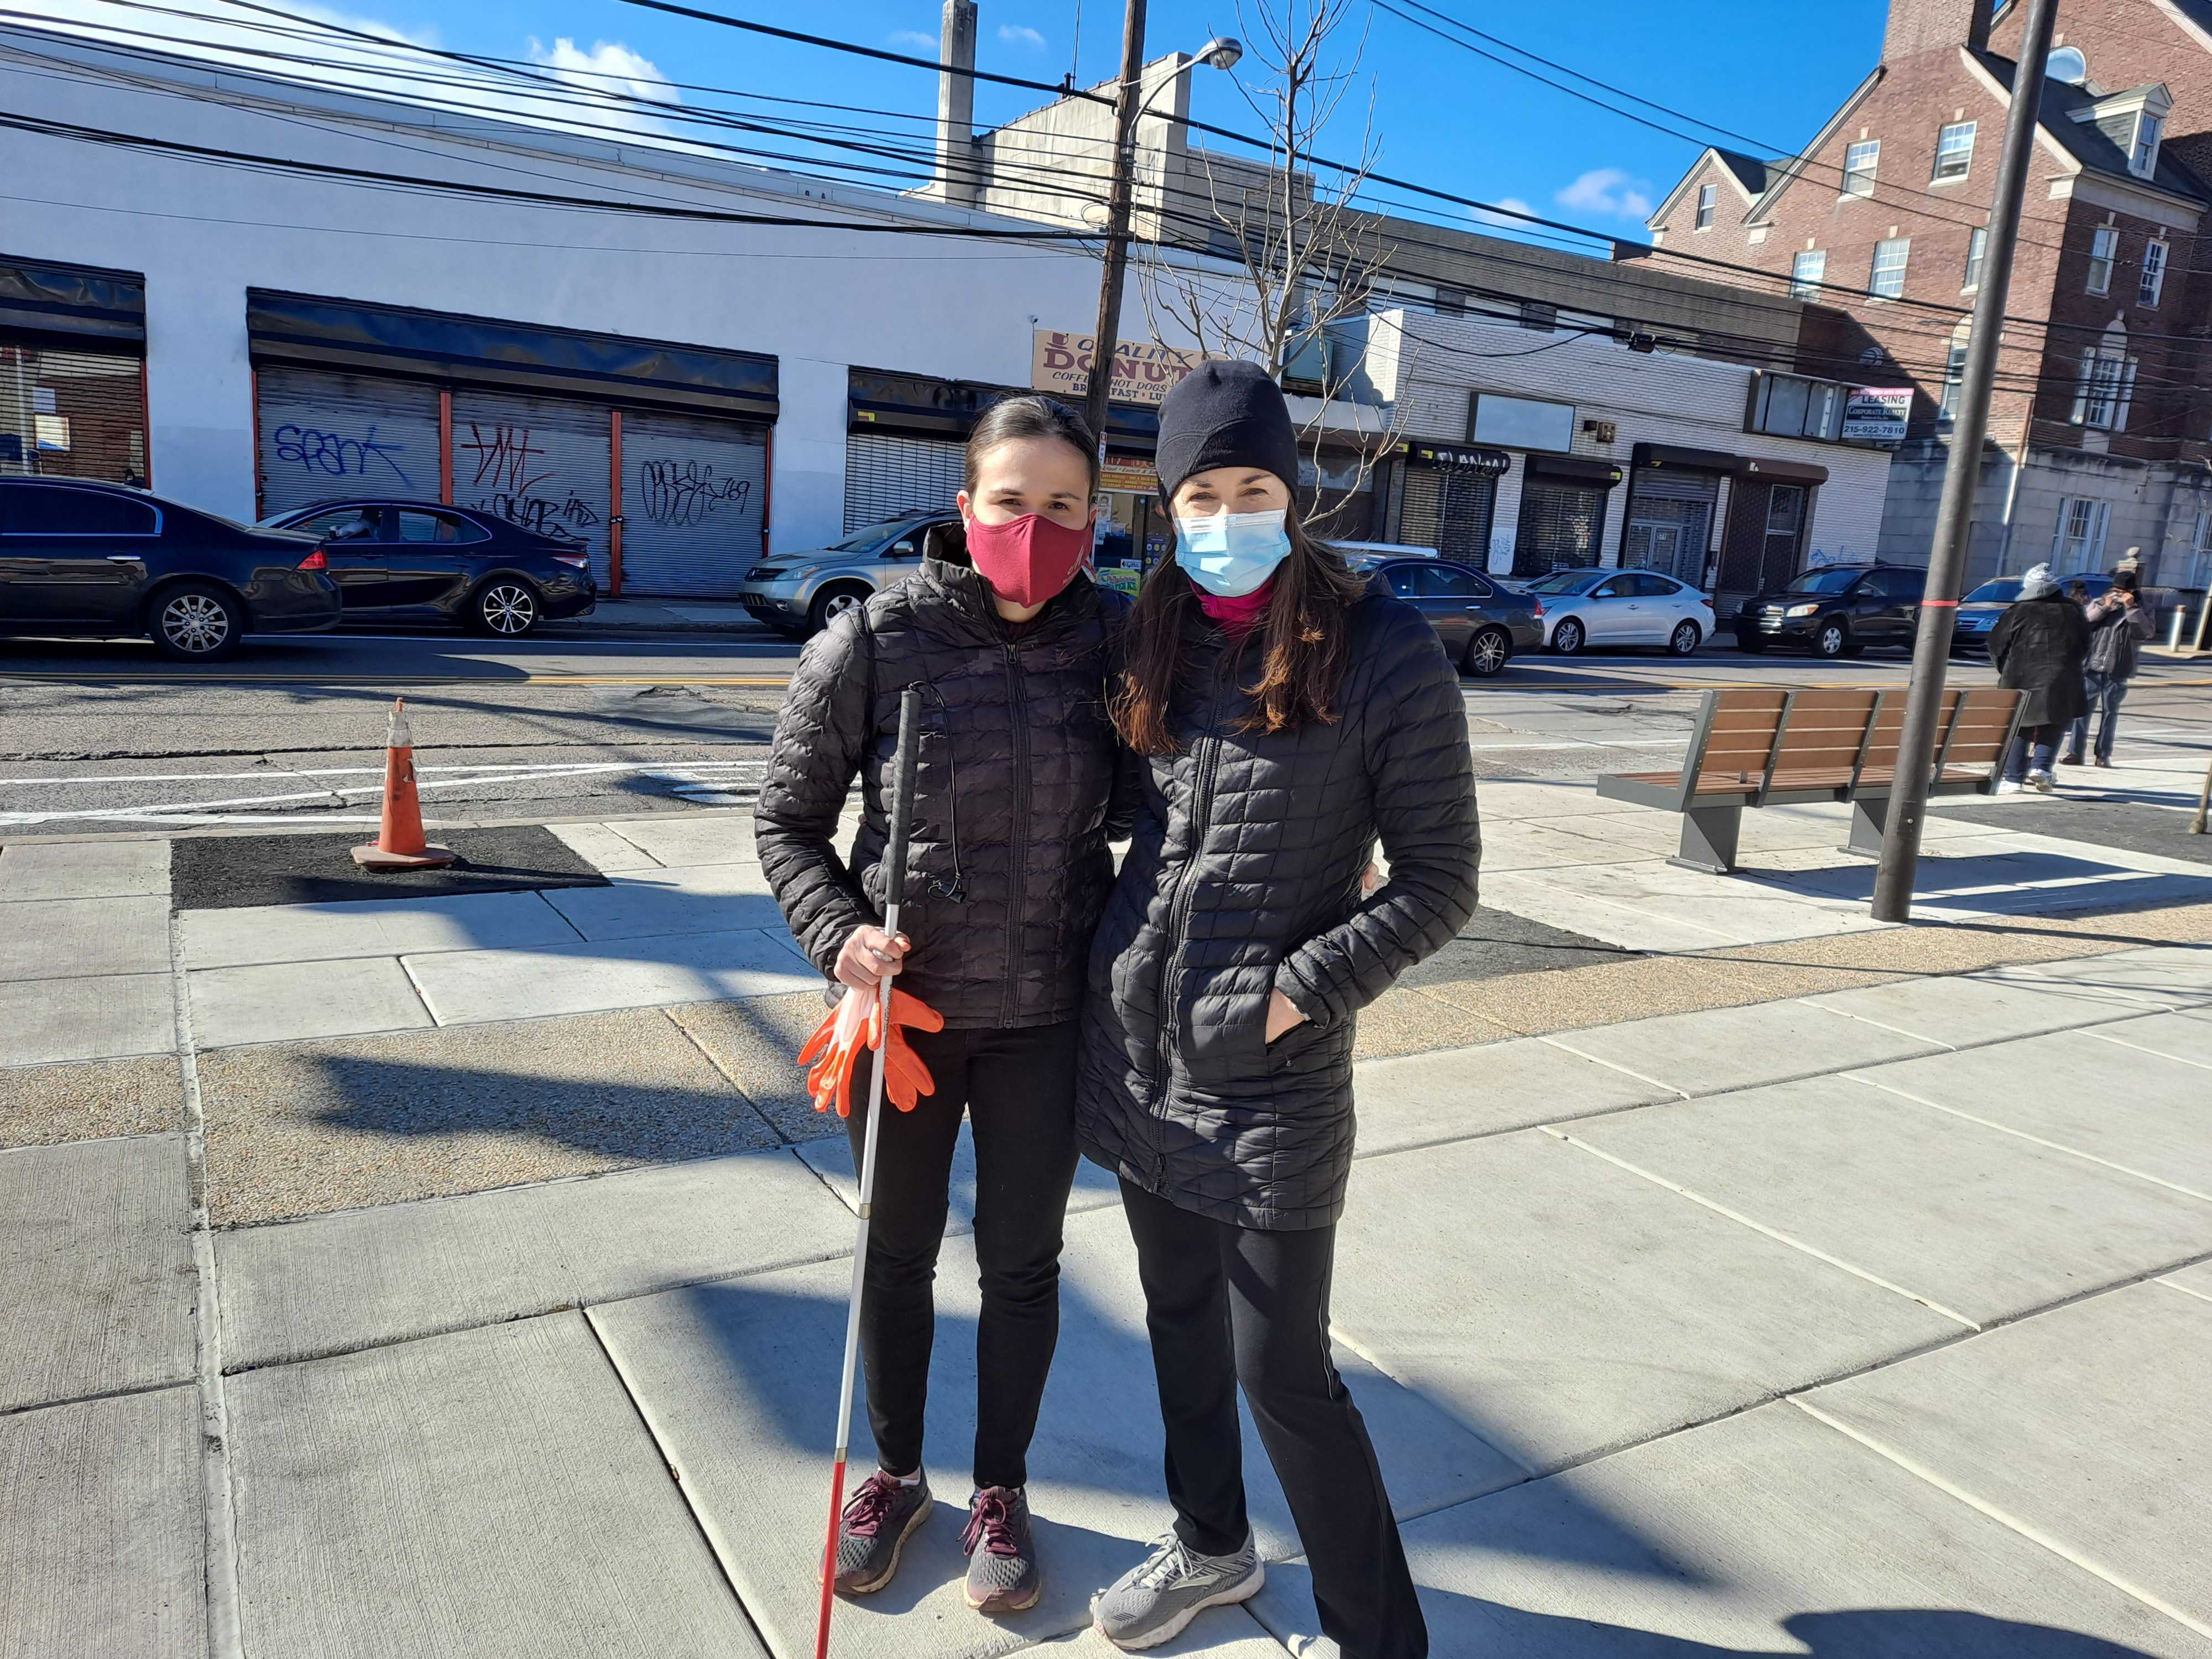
[815,686,923,1659]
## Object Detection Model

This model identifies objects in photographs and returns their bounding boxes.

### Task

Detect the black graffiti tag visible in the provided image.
[638,457,751,529]
[491,492,599,541]
[273,423,412,484]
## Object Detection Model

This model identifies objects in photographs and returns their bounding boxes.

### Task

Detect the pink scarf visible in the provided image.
[1196,580,1274,639]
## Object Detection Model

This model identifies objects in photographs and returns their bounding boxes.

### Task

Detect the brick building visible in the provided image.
[1645,0,2212,592]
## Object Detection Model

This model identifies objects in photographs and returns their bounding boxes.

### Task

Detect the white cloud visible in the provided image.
[998,23,1047,49]
[525,36,680,111]
[889,29,940,51]
[1554,168,1655,221]
[1469,196,1535,228]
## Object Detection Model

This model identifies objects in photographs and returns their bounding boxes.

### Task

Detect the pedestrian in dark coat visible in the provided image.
[1082,361,1479,1658]
[1988,561,2091,791]
[2063,566,2156,768]
[756,394,1127,1617]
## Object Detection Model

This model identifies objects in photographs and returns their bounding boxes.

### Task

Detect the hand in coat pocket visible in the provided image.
[1265,988,1308,1044]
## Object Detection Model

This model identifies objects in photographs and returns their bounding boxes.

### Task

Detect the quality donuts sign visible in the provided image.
[1031,330,1202,407]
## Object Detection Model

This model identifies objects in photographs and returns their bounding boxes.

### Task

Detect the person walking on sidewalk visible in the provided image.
[2063,566,2154,768]
[1078,362,1479,1657]
[756,395,1126,1618]
[1989,562,2090,794]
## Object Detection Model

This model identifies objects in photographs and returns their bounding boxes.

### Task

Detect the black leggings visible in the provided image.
[846,1020,1080,1491]
[1121,1177,1427,1659]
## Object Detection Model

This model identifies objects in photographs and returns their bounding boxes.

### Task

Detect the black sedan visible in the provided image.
[0,476,339,661]
[262,500,597,636]
[1349,555,1543,676]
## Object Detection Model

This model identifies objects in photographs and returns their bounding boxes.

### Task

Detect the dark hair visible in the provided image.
[2112,568,2140,594]
[964,395,1100,496]
[1110,510,1371,756]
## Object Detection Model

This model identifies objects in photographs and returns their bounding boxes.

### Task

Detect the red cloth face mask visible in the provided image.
[964,513,1091,609]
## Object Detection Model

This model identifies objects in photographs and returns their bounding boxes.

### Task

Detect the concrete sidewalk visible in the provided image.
[5,770,2212,1658]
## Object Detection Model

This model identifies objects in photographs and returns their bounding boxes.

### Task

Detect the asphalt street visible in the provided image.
[3,623,2206,832]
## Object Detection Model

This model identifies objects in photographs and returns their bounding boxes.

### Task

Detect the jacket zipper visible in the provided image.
[999,636,1031,1029]
[1149,698,1223,1182]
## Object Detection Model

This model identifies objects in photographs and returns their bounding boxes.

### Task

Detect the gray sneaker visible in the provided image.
[1093,1530,1263,1650]
[833,1469,932,1595]
[961,1485,1041,1614]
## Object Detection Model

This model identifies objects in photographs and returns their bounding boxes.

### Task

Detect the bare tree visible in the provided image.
[1136,0,1411,532]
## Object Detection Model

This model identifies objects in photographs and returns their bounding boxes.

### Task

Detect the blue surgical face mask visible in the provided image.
[1173,508,1292,597]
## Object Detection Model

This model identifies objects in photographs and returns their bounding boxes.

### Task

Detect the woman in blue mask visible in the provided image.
[1079,361,1480,1657]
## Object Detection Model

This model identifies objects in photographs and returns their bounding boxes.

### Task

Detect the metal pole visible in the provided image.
[1871,0,2060,922]
[1082,0,1149,450]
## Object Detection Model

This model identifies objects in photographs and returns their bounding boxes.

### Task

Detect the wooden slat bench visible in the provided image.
[1596,685,2027,873]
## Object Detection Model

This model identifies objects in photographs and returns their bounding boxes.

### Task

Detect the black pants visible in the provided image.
[846,1020,1079,1490]
[1120,1178,1427,1659]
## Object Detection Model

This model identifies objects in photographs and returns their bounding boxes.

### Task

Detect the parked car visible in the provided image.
[260,500,597,637]
[0,476,340,661]
[1348,555,1542,676]
[1950,571,2115,655]
[737,512,958,637]
[1733,564,1926,658]
[1516,566,1713,656]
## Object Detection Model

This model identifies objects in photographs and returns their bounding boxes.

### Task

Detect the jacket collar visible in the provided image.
[920,520,1098,637]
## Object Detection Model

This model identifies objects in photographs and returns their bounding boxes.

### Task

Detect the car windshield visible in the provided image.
[830,518,925,552]
[1522,570,1605,596]
[1964,579,2023,603]
[1783,568,1863,595]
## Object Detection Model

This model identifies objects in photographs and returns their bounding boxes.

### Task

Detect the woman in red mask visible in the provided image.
[757,395,1126,1620]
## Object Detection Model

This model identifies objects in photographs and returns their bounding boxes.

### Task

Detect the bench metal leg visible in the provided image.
[1668,805,1741,874]
[1842,796,1886,859]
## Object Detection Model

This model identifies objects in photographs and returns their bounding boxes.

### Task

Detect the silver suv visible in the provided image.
[737,513,958,637]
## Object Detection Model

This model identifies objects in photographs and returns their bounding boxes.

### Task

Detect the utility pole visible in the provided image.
[1871,0,2060,922]
[1082,0,1149,449]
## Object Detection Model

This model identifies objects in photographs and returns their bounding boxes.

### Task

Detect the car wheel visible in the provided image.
[473,581,541,637]
[1667,619,1702,656]
[1462,627,1510,678]
[808,582,872,634]
[1814,620,1851,659]
[1551,617,1585,655]
[149,581,244,662]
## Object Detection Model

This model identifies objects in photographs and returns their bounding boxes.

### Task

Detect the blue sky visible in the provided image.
[43,0,1893,244]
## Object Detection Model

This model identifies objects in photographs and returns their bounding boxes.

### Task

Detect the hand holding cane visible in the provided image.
[815,687,926,1659]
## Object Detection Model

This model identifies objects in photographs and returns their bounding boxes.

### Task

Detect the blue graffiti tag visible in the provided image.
[272,423,413,484]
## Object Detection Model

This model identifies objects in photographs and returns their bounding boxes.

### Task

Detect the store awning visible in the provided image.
[1737,455,1830,485]
[1403,441,1511,474]
[246,290,778,416]
[1632,442,1738,473]
[0,257,145,346]
[848,367,1158,449]
[1525,453,1624,489]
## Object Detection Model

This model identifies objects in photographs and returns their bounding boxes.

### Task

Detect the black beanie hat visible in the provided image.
[1154,359,1301,508]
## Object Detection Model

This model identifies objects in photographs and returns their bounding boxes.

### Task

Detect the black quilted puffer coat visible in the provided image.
[1077,586,1480,1230]
[755,530,1127,1029]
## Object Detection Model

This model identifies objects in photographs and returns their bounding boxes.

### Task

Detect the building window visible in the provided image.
[2087,225,2119,294]
[1434,286,1467,316]
[1934,121,1976,180]
[1790,249,1826,298]
[1843,139,1880,197]
[1750,373,1845,441]
[2054,497,2111,567]
[1695,183,1716,229]
[1869,237,1911,298]
[2191,510,2212,588]
[2140,239,2167,307]
[1963,226,1987,289]
[2070,346,2138,430]
[1938,326,1971,422]
[1519,301,1557,332]
[2131,112,2163,177]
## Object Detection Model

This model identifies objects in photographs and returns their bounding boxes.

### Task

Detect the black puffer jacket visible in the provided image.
[755,533,1127,1029]
[1077,587,1480,1230]
[1989,591,2091,728]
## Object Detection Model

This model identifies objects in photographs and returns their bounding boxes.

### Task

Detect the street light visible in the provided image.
[1079,13,1241,448]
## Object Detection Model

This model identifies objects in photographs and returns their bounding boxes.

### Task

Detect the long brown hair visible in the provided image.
[1110,511,1371,755]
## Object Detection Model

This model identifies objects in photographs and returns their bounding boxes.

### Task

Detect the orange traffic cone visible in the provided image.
[351,698,456,870]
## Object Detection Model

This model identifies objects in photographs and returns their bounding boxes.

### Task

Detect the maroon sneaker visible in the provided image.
[833,1469,932,1595]
[962,1485,1041,1614]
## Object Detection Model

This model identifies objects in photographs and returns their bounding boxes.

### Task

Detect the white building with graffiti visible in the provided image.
[0,21,1228,597]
